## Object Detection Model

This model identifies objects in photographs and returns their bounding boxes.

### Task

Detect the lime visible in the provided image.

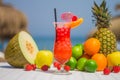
[66,57,77,70]
[84,59,97,72]
[72,44,83,59]
[75,43,84,50]
[35,50,53,68]
[77,57,87,71]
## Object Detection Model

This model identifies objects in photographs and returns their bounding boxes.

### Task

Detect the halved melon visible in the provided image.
[5,31,39,68]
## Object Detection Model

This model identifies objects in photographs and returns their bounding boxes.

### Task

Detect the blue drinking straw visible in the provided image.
[54,8,57,27]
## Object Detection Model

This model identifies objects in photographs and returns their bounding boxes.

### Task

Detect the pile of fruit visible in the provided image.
[4,0,120,76]
[65,0,120,75]
[65,38,120,75]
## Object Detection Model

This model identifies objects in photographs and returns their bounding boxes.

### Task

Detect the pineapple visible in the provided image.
[92,0,117,56]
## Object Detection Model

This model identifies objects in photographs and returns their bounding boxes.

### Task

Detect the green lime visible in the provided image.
[84,59,97,73]
[77,57,87,71]
[66,57,77,70]
[72,43,83,59]
[75,43,84,50]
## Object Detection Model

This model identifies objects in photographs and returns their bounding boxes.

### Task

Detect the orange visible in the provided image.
[65,18,83,29]
[92,53,107,71]
[70,18,83,28]
[84,38,100,56]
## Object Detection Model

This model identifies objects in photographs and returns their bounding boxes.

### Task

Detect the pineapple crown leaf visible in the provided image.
[100,0,106,10]
[92,0,112,28]
[93,1,100,10]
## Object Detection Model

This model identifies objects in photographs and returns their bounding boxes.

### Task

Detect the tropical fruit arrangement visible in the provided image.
[66,0,120,75]
[64,0,120,75]
[4,0,120,75]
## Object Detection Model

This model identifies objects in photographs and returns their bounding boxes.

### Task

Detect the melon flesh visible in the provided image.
[5,31,39,68]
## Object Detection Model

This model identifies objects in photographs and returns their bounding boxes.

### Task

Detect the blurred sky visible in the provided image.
[3,0,120,38]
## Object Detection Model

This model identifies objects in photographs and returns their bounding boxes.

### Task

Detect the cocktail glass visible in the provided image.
[53,22,72,74]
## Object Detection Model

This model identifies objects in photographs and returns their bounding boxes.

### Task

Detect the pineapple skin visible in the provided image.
[93,28,117,56]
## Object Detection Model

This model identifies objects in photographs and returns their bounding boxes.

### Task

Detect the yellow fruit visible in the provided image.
[35,50,53,68]
[107,51,120,67]
[65,18,83,29]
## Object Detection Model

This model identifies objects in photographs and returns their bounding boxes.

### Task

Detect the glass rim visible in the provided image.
[53,22,71,28]
[53,22,69,24]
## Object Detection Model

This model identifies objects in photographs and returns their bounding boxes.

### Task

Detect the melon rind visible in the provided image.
[5,31,39,68]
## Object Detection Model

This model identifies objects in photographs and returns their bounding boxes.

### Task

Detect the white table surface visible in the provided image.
[0,62,120,80]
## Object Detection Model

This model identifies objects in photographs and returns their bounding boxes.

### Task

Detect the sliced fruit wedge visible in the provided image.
[70,18,83,28]
[65,18,83,29]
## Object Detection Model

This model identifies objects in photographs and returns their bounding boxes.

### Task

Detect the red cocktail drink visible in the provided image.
[53,22,72,65]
